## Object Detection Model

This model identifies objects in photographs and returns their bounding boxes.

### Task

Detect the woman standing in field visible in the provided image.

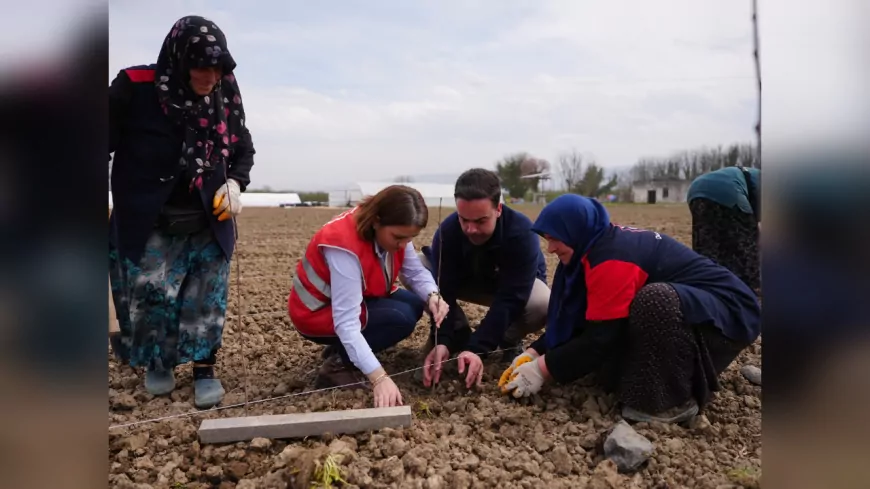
[499,194,761,423]
[687,166,761,294]
[109,15,255,409]
[288,185,449,408]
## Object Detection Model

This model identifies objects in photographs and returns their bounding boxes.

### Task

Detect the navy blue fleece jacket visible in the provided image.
[423,205,547,356]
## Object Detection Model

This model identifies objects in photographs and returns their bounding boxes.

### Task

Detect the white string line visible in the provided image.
[108,347,510,431]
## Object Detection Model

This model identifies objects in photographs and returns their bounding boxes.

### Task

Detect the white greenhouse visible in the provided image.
[328,182,459,208]
[108,192,302,208]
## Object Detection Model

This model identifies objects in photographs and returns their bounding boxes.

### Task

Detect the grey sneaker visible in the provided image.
[194,378,225,409]
[621,399,699,424]
[144,368,176,396]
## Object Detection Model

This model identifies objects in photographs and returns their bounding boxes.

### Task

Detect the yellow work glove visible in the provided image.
[213,178,242,222]
[502,358,546,398]
[498,349,539,389]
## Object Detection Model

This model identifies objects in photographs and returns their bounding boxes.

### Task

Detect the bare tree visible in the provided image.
[558,149,583,192]
[394,175,414,183]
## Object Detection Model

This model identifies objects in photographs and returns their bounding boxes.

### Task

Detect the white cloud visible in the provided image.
[107,0,790,190]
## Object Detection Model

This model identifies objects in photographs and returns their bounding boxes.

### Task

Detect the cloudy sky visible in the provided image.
[107,0,859,191]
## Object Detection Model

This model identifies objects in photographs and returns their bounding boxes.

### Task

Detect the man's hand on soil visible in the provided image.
[422,344,450,387]
[457,351,484,389]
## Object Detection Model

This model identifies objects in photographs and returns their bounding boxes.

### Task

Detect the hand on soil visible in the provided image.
[427,294,449,327]
[457,351,484,389]
[422,345,450,387]
[373,376,403,408]
[498,350,539,388]
[501,358,546,398]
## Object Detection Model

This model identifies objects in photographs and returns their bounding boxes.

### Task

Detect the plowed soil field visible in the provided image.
[108,204,761,489]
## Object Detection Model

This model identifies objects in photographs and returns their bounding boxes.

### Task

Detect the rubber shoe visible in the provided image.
[621,399,699,424]
[315,355,365,389]
[194,378,225,409]
[144,369,176,396]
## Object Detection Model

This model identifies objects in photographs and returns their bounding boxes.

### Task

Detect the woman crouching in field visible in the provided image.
[288,185,449,408]
[499,194,761,423]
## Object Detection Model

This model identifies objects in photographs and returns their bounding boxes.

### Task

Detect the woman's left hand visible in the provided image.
[427,293,449,327]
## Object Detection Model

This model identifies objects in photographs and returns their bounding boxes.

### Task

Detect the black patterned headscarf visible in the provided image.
[154,15,247,191]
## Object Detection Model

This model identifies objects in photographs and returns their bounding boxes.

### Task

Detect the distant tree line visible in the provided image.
[493,141,759,202]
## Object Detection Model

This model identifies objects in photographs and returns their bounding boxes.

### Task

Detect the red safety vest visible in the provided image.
[287,207,405,337]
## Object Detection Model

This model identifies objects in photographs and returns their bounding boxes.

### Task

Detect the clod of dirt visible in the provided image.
[273,382,289,395]
[548,444,573,475]
[250,437,272,450]
[688,413,713,432]
[424,473,445,489]
[375,455,405,483]
[603,420,654,473]
[328,438,357,465]
[740,365,762,385]
[383,437,409,458]
[227,461,250,481]
[205,465,223,483]
[112,393,138,410]
[123,433,149,451]
[533,431,553,453]
[277,445,332,489]
[588,459,624,489]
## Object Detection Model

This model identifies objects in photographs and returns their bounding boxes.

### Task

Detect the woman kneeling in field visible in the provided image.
[499,194,761,423]
[288,185,449,408]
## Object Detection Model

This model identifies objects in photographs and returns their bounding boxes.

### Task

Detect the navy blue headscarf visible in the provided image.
[531,194,611,350]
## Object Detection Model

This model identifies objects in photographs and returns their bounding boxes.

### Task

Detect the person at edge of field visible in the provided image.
[687,165,761,295]
[288,185,450,408]
[108,15,255,409]
[419,168,550,390]
[499,194,761,424]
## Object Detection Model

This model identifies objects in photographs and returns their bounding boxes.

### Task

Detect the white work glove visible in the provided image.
[213,178,242,221]
[498,348,539,388]
[502,358,546,398]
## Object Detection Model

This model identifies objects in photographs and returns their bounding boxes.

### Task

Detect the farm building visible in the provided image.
[631,178,691,204]
[328,182,458,208]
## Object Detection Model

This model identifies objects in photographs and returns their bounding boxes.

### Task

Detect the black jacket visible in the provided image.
[108,65,255,263]
[423,205,547,356]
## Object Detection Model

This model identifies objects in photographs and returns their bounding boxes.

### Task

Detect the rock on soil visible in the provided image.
[740,365,762,385]
[604,420,655,473]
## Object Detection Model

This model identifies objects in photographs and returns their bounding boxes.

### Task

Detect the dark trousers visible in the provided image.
[303,288,426,365]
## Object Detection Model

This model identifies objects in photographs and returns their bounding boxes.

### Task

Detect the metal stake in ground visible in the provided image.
[225,173,250,417]
[432,197,444,393]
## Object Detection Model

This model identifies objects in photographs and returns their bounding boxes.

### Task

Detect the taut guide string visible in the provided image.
[108,345,513,430]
